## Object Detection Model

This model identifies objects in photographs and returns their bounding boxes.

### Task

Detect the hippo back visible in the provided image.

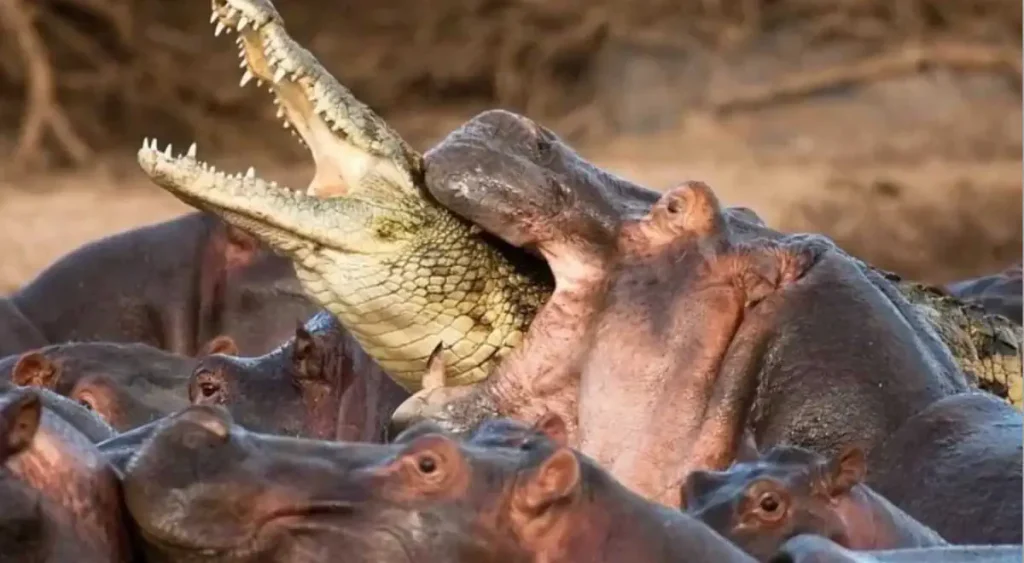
[867,392,1022,545]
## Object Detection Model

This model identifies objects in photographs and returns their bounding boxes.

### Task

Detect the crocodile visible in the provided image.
[137,0,553,392]
[136,0,1021,407]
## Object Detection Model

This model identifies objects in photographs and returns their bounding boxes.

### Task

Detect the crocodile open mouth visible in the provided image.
[138,0,418,205]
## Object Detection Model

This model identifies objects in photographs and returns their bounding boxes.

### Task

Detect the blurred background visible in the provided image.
[0,0,1020,292]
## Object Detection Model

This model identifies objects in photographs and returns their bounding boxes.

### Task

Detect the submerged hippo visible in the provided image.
[1,336,237,431]
[188,310,408,441]
[682,444,946,561]
[122,405,755,562]
[0,386,133,562]
[396,110,1020,541]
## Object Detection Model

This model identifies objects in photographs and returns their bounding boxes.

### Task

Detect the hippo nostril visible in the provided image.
[200,383,219,398]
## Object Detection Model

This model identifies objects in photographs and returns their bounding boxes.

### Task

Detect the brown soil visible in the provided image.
[0,0,1020,294]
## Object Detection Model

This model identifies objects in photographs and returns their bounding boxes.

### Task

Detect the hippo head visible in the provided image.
[122,404,513,562]
[4,339,235,431]
[187,311,402,440]
[0,387,133,563]
[681,444,869,561]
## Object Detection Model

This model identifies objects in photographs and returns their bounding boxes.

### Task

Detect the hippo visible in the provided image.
[0,336,237,431]
[865,392,1022,544]
[122,405,756,562]
[188,310,409,441]
[947,263,1022,325]
[0,386,134,562]
[770,534,1023,563]
[395,110,1019,539]
[9,211,320,357]
[0,379,116,443]
[682,444,946,561]
[0,296,46,357]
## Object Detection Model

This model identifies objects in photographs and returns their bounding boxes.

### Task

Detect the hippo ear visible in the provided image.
[11,351,60,389]
[517,447,580,512]
[827,444,867,495]
[0,390,42,458]
[222,225,260,270]
[200,335,238,357]
[680,469,728,510]
[531,413,568,447]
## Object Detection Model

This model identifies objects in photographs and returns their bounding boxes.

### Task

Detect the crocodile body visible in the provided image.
[898,279,1022,408]
[137,0,1021,406]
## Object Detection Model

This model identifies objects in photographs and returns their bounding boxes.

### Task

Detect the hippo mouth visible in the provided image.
[134,500,361,558]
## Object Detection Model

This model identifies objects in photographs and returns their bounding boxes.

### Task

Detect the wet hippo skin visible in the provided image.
[9,211,320,357]
[189,310,409,441]
[0,336,237,432]
[0,386,134,562]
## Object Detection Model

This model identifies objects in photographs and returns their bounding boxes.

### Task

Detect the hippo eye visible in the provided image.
[75,392,96,411]
[666,199,680,214]
[758,492,782,514]
[416,455,437,474]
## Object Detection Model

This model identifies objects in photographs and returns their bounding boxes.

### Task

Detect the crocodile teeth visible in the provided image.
[163,143,173,157]
[245,166,255,178]
[214,22,226,37]
[210,13,218,24]
[239,59,247,68]
[272,68,286,83]
[276,107,285,119]
[187,143,197,158]
[240,70,254,87]
[238,16,250,30]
